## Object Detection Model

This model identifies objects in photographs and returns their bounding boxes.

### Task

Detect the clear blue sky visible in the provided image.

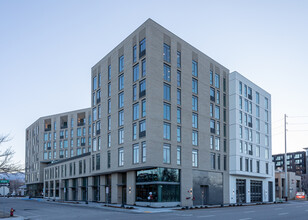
[1,0,308,165]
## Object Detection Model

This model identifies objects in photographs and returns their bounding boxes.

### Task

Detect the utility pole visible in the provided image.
[284,114,288,199]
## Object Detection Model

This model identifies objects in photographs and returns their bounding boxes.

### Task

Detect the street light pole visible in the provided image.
[284,114,288,199]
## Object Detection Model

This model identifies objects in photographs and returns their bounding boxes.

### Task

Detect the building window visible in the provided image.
[118,110,124,127]
[108,116,111,131]
[240,157,243,171]
[107,133,111,148]
[119,74,124,91]
[163,44,170,63]
[133,123,137,140]
[192,78,198,94]
[118,92,124,108]
[141,99,146,117]
[164,122,171,140]
[139,79,146,98]
[265,148,269,159]
[210,87,215,102]
[211,153,216,169]
[256,161,260,173]
[210,70,213,85]
[139,120,146,138]
[215,106,220,120]
[133,64,139,82]
[133,84,137,101]
[118,148,124,166]
[224,155,227,171]
[192,150,198,167]
[164,64,171,82]
[215,73,220,88]
[164,103,171,120]
[250,159,253,172]
[163,144,171,164]
[239,96,242,109]
[133,45,137,63]
[108,99,111,114]
[177,89,181,105]
[192,95,198,111]
[133,103,139,120]
[163,83,171,101]
[245,158,249,172]
[93,76,97,91]
[177,51,181,68]
[177,108,181,124]
[142,59,146,77]
[119,55,124,72]
[118,128,124,144]
[210,136,214,149]
[108,65,111,81]
[142,142,146,163]
[96,154,100,170]
[139,38,146,58]
[108,82,111,97]
[216,91,220,104]
[192,130,198,146]
[133,144,139,164]
[218,154,221,170]
[192,60,198,77]
[256,92,260,104]
[210,119,215,133]
[177,70,181,87]
[265,97,269,109]
[177,146,181,165]
[177,126,181,142]
[266,163,269,174]
[265,110,269,122]
[107,151,111,168]
[215,137,220,151]
[192,113,198,128]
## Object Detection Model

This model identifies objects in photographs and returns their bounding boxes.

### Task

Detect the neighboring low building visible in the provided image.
[272,151,306,175]
[275,171,301,200]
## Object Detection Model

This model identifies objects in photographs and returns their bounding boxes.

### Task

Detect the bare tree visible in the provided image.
[0,134,23,173]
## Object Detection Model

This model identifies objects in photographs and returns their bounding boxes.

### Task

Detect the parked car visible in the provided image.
[295,192,306,200]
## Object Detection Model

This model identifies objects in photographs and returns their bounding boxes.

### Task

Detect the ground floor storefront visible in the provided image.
[229,176,275,204]
[27,183,43,197]
[41,167,227,207]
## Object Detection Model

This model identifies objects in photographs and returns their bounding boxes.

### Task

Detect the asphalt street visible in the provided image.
[1,198,308,220]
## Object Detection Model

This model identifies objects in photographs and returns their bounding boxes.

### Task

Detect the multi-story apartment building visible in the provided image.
[37,19,230,207]
[272,151,306,175]
[26,19,274,207]
[25,108,91,197]
[228,71,274,203]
